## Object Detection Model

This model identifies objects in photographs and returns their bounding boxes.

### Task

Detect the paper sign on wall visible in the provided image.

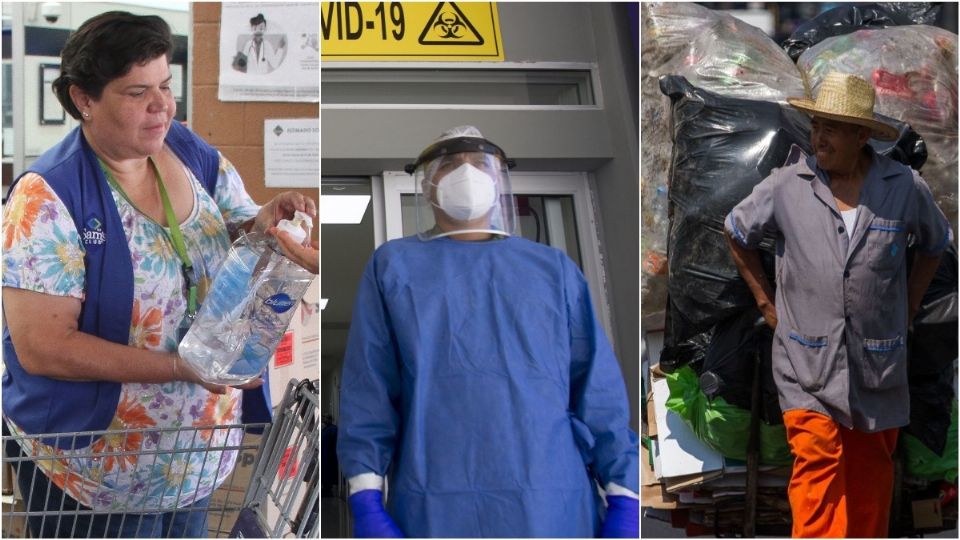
[264,118,319,188]
[220,2,319,102]
[274,331,295,368]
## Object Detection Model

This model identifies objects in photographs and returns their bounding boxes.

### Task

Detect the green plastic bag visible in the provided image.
[901,401,958,483]
[664,365,793,466]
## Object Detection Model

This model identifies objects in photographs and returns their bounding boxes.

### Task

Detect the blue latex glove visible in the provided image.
[600,495,639,538]
[349,489,404,538]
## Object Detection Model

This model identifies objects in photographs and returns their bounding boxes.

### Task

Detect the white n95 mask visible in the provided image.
[431,163,498,221]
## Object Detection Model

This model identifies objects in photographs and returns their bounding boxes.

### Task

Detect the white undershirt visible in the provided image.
[841,207,858,239]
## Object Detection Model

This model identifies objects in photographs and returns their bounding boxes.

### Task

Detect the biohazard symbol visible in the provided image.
[418,2,484,46]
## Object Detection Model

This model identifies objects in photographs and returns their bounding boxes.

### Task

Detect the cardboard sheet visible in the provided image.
[652,378,724,479]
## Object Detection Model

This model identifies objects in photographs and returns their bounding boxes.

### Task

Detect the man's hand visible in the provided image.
[759,301,778,330]
[349,490,404,538]
[600,495,639,538]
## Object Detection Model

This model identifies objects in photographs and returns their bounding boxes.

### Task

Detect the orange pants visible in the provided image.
[783,410,899,538]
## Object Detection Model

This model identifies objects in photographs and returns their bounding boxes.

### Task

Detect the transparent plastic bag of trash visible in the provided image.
[781,2,940,61]
[641,1,805,314]
[797,25,958,232]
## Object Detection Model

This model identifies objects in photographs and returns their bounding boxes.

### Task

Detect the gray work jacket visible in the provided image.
[725,148,951,432]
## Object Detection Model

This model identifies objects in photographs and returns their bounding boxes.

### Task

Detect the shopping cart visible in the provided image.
[232,379,319,538]
[1,378,319,538]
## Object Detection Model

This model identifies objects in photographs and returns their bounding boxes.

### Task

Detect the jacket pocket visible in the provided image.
[784,331,832,392]
[862,335,906,390]
[866,219,906,272]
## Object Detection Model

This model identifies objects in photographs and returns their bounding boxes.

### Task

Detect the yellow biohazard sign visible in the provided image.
[321,2,504,61]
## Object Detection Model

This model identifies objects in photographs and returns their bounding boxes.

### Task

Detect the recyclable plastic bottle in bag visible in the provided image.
[179,211,315,385]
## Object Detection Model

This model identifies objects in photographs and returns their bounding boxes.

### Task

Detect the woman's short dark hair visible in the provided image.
[250,14,266,27]
[52,11,173,120]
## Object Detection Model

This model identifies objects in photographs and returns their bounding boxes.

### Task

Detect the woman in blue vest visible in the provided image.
[1,12,315,538]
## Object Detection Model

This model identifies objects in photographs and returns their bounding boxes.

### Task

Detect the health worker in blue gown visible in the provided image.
[336,126,640,538]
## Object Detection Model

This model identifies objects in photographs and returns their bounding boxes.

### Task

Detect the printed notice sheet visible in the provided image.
[219,2,319,102]
[264,119,319,188]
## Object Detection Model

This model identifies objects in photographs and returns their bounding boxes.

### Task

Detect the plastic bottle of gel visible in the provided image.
[179,211,315,385]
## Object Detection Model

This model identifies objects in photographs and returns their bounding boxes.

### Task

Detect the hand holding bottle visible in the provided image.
[171,353,264,394]
[253,192,317,232]
[268,227,318,274]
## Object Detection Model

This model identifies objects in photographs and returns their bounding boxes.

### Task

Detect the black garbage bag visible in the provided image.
[903,242,958,455]
[659,75,808,348]
[912,242,958,326]
[909,322,957,380]
[905,322,956,456]
[658,326,712,374]
[659,75,930,352]
[872,112,928,172]
[698,308,783,425]
[781,3,941,61]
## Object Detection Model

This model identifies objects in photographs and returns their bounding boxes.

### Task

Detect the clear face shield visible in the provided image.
[407,137,517,241]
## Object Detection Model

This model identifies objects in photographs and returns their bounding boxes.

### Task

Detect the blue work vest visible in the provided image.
[2,122,271,448]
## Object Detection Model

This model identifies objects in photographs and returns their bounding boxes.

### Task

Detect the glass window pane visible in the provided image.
[3,63,12,158]
[517,195,582,268]
[400,194,423,237]
[322,69,594,105]
[556,196,583,269]
[320,177,375,392]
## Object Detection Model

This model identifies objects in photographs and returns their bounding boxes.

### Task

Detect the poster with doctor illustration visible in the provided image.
[219,2,319,102]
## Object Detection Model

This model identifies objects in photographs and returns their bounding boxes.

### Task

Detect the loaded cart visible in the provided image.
[1,378,319,538]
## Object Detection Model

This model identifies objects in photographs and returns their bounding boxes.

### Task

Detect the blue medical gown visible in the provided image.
[336,236,639,538]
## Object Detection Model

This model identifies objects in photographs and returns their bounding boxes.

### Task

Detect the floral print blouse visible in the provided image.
[2,151,260,511]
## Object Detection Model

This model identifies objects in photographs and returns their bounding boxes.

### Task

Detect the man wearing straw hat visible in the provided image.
[724,71,951,538]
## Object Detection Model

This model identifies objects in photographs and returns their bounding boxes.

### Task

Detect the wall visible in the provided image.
[497,2,596,62]
[588,3,640,429]
[192,2,318,208]
[321,2,611,174]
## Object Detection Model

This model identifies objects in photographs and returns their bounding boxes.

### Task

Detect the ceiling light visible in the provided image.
[321,195,370,224]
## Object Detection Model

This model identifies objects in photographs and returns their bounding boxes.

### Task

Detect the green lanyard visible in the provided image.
[98,157,198,316]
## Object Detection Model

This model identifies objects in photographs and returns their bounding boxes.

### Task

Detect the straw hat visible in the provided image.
[787,72,899,141]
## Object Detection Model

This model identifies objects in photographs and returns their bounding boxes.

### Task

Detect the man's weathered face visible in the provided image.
[810,117,871,175]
